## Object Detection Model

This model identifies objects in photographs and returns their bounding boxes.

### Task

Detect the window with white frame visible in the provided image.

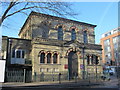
[104,39,110,46]
[113,29,118,34]
[113,36,118,44]
[47,68,52,72]
[53,68,59,72]
[40,68,45,72]
[12,49,25,58]
[107,46,111,52]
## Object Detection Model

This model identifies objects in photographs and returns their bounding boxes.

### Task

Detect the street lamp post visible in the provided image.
[82,45,85,79]
[9,39,12,64]
[5,39,12,82]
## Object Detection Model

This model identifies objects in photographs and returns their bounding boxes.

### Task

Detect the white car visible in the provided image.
[109,69,114,75]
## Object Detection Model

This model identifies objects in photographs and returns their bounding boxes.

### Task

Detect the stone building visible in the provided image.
[2,11,102,82]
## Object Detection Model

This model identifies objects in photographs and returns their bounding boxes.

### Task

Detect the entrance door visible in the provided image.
[68,51,78,80]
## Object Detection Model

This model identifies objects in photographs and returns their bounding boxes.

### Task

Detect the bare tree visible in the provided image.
[0,0,77,26]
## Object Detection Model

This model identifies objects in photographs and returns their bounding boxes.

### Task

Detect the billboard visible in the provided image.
[0,60,6,82]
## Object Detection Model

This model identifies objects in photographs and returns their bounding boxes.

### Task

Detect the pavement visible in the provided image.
[0,75,119,89]
[0,79,102,88]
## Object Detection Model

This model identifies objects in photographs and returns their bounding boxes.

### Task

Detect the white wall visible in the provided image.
[11,58,25,64]
[0,60,6,82]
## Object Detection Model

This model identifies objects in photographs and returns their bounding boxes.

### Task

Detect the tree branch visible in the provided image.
[4,5,64,19]
[1,2,77,26]
[0,1,16,25]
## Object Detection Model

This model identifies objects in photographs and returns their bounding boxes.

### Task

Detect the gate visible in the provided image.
[5,69,32,82]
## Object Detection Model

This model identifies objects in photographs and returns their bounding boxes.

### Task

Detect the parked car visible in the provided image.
[103,67,114,76]
[109,69,114,75]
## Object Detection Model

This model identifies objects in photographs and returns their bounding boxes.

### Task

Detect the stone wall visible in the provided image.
[19,12,96,44]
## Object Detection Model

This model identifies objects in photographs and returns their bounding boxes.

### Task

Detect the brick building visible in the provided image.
[2,11,102,82]
[100,27,120,66]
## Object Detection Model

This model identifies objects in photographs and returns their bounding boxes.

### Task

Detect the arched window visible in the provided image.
[83,31,88,43]
[58,26,63,40]
[71,29,76,40]
[40,52,45,63]
[47,53,51,63]
[53,53,58,64]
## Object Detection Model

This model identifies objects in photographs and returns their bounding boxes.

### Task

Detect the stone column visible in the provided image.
[89,55,92,65]
[57,53,60,64]
[98,56,100,65]
[45,53,47,64]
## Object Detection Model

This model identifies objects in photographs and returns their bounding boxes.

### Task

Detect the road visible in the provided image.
[91,74,120,89]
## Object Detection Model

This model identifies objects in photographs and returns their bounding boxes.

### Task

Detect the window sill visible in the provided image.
[39,63,61,65]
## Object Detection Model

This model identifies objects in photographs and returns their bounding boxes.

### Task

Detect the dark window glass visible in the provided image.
[87,55,90,65]
[22,51,25,58]
[16,51,21,58]
[47,53,51,63]
[83,31,88,43]
[71,29,76,40]
[58,26,63,40]
[40,53,45,63]
[91,55,94,64]
[105,34,108,37]
[12,50,15,58]
[53,53,57,63]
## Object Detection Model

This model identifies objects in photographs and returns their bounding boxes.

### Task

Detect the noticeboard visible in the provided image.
[64,64,68,69]
[80,64,83,69]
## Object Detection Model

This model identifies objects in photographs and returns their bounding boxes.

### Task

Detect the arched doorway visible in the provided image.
[68,51,78,80]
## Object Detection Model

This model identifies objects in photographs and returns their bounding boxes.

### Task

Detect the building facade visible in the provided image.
[2,11,102,82]
[100,27,120,66]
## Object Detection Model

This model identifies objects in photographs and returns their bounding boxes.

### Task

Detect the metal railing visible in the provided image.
[6,69,32,83]
[6,69,103,83]
[33,72,103,83]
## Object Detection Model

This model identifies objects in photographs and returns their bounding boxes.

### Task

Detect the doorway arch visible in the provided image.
[68,51,78,80]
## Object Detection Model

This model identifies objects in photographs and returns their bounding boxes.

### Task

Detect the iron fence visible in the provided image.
[6,69,32,83]
[5,69,103,83]
[33,72,103,83]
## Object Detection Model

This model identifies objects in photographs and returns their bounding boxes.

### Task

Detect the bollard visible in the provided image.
[23,69,26,83]
[34,72,36,82]
[59,73,61,84]
[88,73,90,85]
[75,73,77,83]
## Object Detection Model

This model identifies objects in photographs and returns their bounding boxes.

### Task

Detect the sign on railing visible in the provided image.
[0,60,6,82]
